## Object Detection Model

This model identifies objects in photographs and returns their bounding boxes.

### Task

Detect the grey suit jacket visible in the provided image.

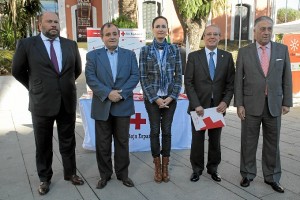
[234,42,293,117]
[85,47,139,121]
[184,48,235,112]
[12,35,82,116]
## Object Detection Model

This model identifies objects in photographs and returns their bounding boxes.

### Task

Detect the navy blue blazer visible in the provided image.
[85,47,139,120]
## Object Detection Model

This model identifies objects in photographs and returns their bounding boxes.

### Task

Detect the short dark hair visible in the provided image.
[254,16,273,27]
[152,16,168,28]
[38,12,59,23]
[100,22,119,37]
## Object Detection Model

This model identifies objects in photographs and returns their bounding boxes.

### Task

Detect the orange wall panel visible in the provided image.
[292,72,300,94]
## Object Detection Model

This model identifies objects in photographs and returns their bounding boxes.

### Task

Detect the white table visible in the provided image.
[79,98,192,152]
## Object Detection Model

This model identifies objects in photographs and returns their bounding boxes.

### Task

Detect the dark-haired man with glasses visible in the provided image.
[185,25,235,183]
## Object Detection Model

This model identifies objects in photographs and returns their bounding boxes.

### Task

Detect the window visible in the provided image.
[142,1,161,40]
[234,4,250,40]
[41,0,58,13]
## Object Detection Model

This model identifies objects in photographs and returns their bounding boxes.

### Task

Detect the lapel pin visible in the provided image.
[221,55,224,57]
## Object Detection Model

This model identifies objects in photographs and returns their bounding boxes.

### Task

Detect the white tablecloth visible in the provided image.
[79,98,192,152]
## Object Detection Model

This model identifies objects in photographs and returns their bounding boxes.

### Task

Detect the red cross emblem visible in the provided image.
[121,31,125,36]
[130,113,146,129]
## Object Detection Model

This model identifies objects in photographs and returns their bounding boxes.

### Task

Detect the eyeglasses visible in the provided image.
[205,33,220,37]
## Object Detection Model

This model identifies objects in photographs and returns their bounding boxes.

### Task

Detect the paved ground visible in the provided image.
[1,49,300,199]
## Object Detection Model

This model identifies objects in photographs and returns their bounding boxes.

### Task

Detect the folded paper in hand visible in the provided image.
[190,107,226,131]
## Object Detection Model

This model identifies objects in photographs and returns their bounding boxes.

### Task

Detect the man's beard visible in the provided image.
[45,29,59,39]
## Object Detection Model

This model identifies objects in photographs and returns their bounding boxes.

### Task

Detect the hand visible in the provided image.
[161,97,173,108]
[108,90,122,102]
[217,101,227,113]
[156,98,169,109]
[195,106,204,117]
[282,106,290,115]
[237,106,245,120]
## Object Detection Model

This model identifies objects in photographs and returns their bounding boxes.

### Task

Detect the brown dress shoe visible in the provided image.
[38,181,51,195]
[64,175,84,185]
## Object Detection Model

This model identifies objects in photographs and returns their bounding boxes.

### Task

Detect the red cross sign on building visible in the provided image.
[130,113,146,130]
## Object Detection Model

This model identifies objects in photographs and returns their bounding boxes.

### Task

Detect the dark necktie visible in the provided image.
[49,39,60,74]
[209,52,215,80]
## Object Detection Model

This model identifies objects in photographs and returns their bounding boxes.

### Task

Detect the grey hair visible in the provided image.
[204,24,221,36]
[254,16,273,27]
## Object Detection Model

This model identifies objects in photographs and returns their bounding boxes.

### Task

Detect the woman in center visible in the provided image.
[139,16,182,183]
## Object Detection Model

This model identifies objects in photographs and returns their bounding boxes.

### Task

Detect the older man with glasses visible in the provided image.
[185,25,235,183]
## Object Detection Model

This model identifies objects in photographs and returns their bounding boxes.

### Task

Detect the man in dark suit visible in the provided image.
[185,25,235,183]
[12,12,84,195]
[234,16,293,193]
[85,23,139,189]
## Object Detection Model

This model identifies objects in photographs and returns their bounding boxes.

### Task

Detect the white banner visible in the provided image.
[79,98,192,152]
[87,27,145,61]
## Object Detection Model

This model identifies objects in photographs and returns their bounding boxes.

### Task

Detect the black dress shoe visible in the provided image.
[38,181,51,195]
[117,177,134,187]
[96,177,111,189]
[64,175,84,185]
[240,177,252,187]
[190,172,200,182]
[264,181,285,193]
[208,172,222,182]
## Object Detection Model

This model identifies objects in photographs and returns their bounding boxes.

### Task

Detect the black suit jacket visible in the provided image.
[12,35,82,116]
[184,48,235,112]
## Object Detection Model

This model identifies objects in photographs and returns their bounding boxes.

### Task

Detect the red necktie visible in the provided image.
[260,46,269,76]
[49,39,60,74]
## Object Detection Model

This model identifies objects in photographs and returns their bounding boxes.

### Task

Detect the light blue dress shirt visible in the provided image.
[205,47,217,67]
[105,47,118,82]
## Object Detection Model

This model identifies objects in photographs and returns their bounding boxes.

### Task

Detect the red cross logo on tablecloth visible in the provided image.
[130,113,146,129]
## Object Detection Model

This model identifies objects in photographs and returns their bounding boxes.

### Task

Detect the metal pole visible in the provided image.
[285,0,288,23]
[272,0,277,24]
[239,0,243,48]
[225,2,228,51]
[252,0,256,43]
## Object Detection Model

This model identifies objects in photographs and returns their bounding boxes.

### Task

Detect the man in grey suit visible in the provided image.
[85,23,139,189]
[12,12,84,195]
[185,25,235,183]
[234,16,293,193]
